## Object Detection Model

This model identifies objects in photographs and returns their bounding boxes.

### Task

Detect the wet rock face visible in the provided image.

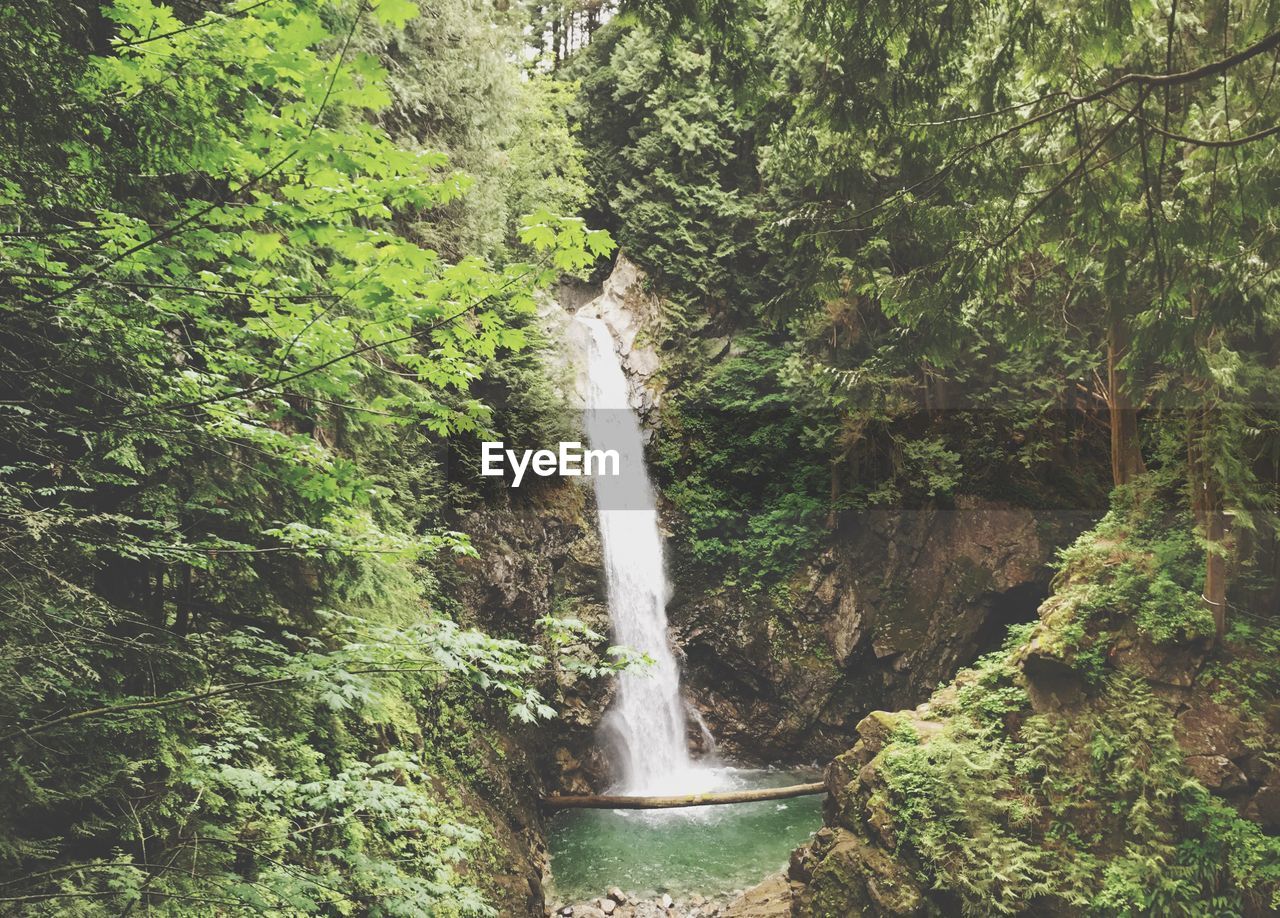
[671,502,1092,762]
[454,481,616,789]
[456,485,603,628]
[447,483,616,915]
[575,254,665,429]
[1175,677,1280,823]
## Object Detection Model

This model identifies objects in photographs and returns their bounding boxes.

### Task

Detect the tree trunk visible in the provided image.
[827,459,840,530]
[1189,412,1228,641]
[1107,317,1146,486]
[150,565,166,626]
[174,564,192,635]
[544,782,827,810]
[1206,502,1227,640]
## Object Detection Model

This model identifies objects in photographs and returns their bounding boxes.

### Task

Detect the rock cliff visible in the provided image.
[738,500,1280,915]
[672,502,1092,762]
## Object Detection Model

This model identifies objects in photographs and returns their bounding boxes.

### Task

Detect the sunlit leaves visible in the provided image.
[0,0,614,911]
[369,0,420,29]
[519,209,617,272]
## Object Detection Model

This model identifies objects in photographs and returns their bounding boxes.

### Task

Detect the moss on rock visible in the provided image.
[789,493,1280,916]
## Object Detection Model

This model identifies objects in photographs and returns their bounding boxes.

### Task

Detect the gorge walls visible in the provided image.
[447,256,1100,913]
[672,501,1092,763]
[575,256,1096,764]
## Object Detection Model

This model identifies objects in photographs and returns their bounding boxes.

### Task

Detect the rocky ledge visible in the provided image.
[727,556,1280,915]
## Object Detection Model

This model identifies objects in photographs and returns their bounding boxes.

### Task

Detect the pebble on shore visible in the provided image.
[552,889,729,918]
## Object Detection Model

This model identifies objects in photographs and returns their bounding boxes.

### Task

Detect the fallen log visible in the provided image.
[543,781,826,810]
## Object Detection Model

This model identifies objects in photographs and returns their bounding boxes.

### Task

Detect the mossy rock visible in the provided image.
[824,748,864,827]
[797,829,928,917]
[856,711,903,754]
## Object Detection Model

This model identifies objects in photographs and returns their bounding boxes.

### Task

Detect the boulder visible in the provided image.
[629,904,666,918]
[1176,694,1249,760]
[1247,785,1280,830]
[794,828,926,916]
[1185,754,1249,793]
[855,711,902,754]
[721,872,792,917]
[1108,629,1207,688]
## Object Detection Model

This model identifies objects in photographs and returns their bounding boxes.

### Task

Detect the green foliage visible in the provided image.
[899,437,963,500]
[1205,618,1280,723]
[881,655,1280,915]
[571,1,1114,583]
[653,334,827,589]
[566,13,775,309]
[882,723,1058,913]
[858,491,1280,914]
[954,626,1034,726]
[1056,483,1214,645]
[0,0,612,911]
[365,0,590,261]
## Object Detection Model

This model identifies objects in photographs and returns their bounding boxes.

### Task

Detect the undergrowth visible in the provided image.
[1054,483,1214,646]
[872,490,1280,916]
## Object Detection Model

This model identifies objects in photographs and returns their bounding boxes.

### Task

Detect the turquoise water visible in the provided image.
[546,767,824,903]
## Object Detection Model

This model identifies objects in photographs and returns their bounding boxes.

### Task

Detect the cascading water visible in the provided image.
[547,310,823,904]
[574,314,706,795]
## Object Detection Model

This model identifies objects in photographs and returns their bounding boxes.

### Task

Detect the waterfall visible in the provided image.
[574,314,708,796]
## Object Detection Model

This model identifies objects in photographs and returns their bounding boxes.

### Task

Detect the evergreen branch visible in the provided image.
[1130,113,1280,149]
[988,88,1148,249]
[818,31,1280,234]
[0,676,296,743]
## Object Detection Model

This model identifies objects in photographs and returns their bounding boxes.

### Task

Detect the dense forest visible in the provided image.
[1,0,1278,915]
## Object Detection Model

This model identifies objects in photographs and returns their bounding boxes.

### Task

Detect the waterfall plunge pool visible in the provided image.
[546,766,824,904]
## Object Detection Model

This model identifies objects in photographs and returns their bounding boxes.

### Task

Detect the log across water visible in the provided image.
[543,781,827,810]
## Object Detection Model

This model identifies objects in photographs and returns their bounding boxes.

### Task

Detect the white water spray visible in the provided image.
[574,315,711,796]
